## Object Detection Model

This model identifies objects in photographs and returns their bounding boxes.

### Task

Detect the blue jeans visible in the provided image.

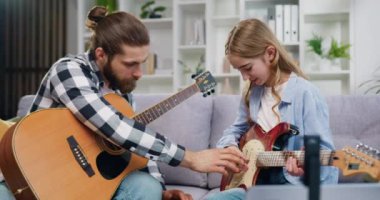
[206,168,289,200]
[205,188,245,200]
[113,171,163,200]
[1,172,162,200]
[0,181,15,200]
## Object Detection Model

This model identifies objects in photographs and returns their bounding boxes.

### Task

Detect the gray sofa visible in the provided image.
[15,94,380,199]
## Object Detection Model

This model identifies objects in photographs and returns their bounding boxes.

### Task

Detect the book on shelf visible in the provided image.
[142,53,157,75]
[188,18,205,45]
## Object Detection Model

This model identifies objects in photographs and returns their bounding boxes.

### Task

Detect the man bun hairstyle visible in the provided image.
[86,6,150,57]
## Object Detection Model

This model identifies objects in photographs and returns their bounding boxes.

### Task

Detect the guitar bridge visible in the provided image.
[67,136,95,177]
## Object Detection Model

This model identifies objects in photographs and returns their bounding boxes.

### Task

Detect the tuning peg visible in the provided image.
[191,74,196,79]
[203,93,207,97]
[363,145,370,153]
[356,143,363,150]
[211,89,215,93]
[368,147,376,157]
[207,91,211,95]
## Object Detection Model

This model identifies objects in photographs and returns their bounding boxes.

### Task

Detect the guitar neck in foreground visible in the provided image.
[256,150,335,167]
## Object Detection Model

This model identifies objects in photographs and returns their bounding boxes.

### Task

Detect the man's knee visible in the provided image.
[114,171,162,200]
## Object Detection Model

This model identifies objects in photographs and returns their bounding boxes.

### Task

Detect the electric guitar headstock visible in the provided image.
[333,144,380,181]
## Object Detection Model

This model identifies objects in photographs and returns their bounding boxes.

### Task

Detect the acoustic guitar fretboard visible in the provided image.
[133,84,199,125]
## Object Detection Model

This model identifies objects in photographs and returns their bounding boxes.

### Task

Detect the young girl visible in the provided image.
[206,19,338,200]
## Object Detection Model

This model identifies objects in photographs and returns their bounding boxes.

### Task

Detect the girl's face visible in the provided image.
[228,47,275,86]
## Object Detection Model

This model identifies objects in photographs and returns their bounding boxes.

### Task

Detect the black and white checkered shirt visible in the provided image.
[29,52,185,187]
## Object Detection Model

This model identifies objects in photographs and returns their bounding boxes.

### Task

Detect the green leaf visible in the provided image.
[306,33,323,56]
[327,38,351,59]
[141,1,155,11]
[153,6,166,13]
[106,0,117,12]
[96,0,107,6]
[140,10,149,19]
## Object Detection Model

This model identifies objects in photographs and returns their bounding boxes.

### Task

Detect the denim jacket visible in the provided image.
[217,73,339,184]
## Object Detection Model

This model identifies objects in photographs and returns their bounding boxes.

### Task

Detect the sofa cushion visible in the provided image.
[134,93,213,188]
[208,95,241,189]
[326,95,380,150]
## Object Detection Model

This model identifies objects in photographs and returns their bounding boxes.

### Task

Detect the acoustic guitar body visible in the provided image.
[0,94,148,200]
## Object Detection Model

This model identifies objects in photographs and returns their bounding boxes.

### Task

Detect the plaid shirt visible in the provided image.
[30,52,185,188]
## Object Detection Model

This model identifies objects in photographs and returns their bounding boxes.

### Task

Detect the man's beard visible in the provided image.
[103,61,137,94]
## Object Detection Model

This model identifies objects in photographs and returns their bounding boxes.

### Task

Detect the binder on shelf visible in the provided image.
[267,7,276,34]
[283,5,291,43]
[291,5,299,42]
[275,4,283,42]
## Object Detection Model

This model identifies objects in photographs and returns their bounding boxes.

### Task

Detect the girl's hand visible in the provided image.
[285,157,304,176]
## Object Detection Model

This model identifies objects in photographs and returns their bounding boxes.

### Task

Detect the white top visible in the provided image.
[257,81,288,132]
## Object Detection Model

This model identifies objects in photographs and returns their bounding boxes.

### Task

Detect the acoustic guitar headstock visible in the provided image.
[192,71,217,97]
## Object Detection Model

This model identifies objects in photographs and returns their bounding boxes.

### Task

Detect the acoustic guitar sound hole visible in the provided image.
[104,139,122,151]
[96,151,131,180]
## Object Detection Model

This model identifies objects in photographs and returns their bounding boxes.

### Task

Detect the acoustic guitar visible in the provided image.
[220,122,380,190]
[0,71,217,200]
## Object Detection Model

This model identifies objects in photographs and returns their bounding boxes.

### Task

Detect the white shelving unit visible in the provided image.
[300,0,353,95]
[71,0,354,95]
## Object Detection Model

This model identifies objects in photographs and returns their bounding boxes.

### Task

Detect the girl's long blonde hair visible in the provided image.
[225,19,306,122]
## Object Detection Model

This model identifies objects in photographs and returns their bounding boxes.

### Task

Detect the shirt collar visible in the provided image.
[86,51,105,88]
[281,72,298,103]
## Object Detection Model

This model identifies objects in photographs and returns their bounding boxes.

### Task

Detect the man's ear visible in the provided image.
[95,47,107,64]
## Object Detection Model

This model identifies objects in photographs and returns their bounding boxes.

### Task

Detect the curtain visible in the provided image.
[0,0,66,119]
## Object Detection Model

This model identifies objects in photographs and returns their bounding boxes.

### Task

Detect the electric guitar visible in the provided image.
[0,71,217,200]
[220,122,380,190]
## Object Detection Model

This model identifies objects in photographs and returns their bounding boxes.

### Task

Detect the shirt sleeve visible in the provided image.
[48,61,185,166]
[302,90,335,150]
[139,160,167,190]
[216,98,251,148]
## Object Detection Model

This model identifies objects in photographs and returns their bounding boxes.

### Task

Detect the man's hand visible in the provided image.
[180,147,249,176]
[285,157,304,176]
[162,189,192,200]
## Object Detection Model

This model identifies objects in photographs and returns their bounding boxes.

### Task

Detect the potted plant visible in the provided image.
[306,34,351,71]
[178,55,205,84]
[140,1,166,19]
[327,38,351,69]
[306,33,323,57]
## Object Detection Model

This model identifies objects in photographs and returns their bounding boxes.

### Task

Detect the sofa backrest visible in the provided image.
[134,93,213,188]
[326,95,380,183]
[326,95,380,150]
[208,95,241,188]
[16,95,35,117]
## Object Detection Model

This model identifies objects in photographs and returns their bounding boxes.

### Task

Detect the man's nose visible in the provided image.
[133,65,143,79]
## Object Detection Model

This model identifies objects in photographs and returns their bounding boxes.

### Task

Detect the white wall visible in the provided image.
[353,0,380,94]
